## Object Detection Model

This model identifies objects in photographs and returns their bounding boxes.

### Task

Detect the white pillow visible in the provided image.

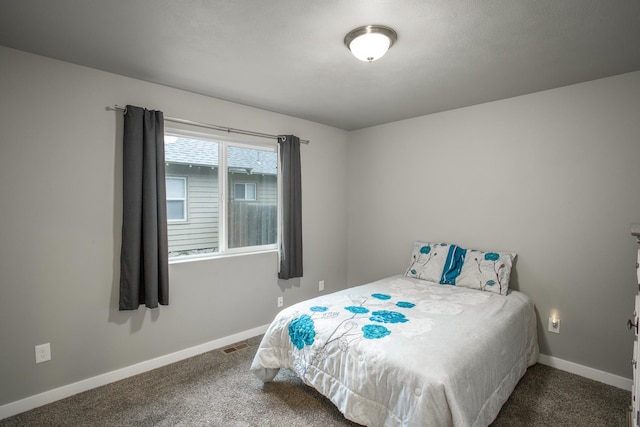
[455,249,516,295]
[404,241,455,283]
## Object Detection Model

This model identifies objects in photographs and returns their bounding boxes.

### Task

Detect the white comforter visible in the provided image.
[251,275,539,426]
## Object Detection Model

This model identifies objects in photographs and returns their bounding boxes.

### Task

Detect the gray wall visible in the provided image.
[347,71,640,378]
[0,46,348,406]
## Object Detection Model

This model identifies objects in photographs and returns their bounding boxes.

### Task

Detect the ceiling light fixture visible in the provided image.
[344,25,397,62]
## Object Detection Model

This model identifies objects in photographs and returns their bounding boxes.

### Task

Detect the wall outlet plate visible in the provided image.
[35,343,51,364]
[277,296,283,308]
[319,280,324,291]
[548,317,560,334]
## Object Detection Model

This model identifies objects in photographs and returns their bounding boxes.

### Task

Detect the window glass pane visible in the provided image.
[245,183,256,200]
[234,183,246,200]
[167,200,185,220]
[227,146,277,249]
[165,136,219,258]
[166,177,185,198]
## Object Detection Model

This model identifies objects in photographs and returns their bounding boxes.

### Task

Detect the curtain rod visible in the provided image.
[109,105,310,144]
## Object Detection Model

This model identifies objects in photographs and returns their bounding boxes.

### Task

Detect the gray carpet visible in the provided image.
[0,335,630,426]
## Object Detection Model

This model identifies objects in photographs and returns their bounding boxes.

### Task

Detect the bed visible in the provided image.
[251,242,539,426]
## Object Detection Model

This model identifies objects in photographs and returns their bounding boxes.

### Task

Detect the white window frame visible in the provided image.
[166,176,187,222]
[165,127,278,262]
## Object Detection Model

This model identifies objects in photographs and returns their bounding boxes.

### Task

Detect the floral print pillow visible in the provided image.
[404,240,516,296]
[404,241,454,283]
[455,250,516,295]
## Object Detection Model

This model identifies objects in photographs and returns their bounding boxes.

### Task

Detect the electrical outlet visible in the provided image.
[277,296,283,308]
[35,343,51,364]
[319,280,324,291]
[548,316,560,334]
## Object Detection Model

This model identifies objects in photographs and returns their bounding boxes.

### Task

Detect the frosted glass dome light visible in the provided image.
[344,25,397,62]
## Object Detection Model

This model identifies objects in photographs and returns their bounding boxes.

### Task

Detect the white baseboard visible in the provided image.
[0,324,270,421]
[537,353,632,391]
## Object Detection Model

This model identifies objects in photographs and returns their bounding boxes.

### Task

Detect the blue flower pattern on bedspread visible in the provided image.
[287,292,416,376]
[362,324,391,339]
[370,310,408,324]
[288,314,316,349]
[345,306,370,314]
[396,301,415,309]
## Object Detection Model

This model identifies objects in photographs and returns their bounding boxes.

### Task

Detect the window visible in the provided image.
[164,131,278,259]
[166,177,187,221]
[234,183,257,201]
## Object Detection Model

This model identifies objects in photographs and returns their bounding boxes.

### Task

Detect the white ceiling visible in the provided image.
[1,0,639,131]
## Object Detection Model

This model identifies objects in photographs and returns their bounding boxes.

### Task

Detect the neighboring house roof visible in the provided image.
[164,137,277,175]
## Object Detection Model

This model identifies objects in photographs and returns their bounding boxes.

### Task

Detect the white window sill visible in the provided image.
[168,248,278,265]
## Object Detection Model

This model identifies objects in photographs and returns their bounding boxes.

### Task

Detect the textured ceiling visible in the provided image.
[1,0,639,130]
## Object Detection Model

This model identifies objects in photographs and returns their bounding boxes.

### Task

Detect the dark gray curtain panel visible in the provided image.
[278,135,303,279]
[119,105,169,310]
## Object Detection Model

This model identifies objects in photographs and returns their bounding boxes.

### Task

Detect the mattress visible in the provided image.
[251,275,539,426]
